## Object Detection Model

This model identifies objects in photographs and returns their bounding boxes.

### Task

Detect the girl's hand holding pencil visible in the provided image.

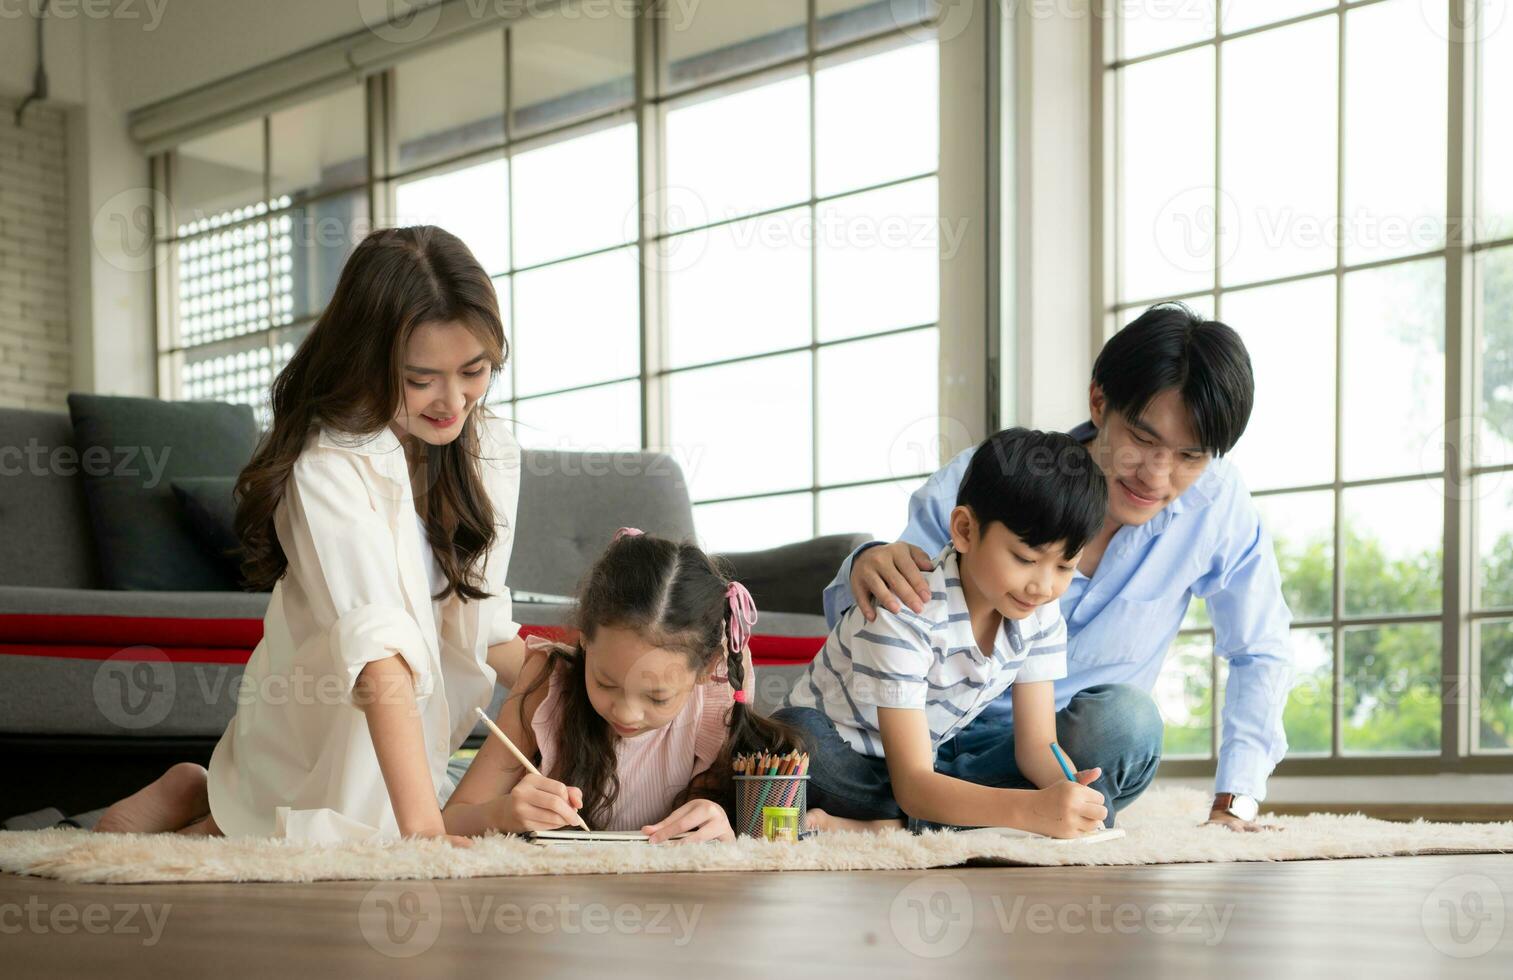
[473,706,592,832]
[490,773,589,834]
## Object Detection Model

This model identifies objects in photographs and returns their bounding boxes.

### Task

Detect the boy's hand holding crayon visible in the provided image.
[1023,766,1107,838]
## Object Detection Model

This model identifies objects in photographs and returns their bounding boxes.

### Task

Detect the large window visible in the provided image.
[155,0,943,555]
[162,85,369,416]
[1108,0,1512,768]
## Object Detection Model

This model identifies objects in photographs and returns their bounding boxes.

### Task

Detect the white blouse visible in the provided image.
[206,412,522,841]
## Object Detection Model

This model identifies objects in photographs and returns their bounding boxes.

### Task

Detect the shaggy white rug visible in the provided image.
[2,788,1510,885]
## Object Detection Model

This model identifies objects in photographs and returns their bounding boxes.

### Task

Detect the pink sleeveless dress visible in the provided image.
[530,650,734,831]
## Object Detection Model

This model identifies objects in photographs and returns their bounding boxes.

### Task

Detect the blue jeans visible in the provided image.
[772,684,1163,833]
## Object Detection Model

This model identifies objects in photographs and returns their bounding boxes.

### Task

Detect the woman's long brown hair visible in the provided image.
[234,225,508,600]
[518,534,804,829]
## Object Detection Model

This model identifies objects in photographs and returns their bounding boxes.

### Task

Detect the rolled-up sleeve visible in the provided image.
[284,450,435,704]
[488,588,521,646]
[479,416,523,645]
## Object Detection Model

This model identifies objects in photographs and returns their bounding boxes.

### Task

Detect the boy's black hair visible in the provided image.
[1091,302,1254,457]
[956,428,1107,560]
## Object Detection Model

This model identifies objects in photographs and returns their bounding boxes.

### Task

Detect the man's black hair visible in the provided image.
[1092,302,1254,457]
[956,428,1107,560]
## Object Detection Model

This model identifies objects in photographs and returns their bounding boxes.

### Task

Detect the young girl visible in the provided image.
[443,529,800,843]
[95,226,526,845]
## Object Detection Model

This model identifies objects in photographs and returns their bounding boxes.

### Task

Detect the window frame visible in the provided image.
[151,0,950,551]
[1094,0,1513,776]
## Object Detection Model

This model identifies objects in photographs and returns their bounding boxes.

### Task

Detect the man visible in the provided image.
[828,303,1292,830]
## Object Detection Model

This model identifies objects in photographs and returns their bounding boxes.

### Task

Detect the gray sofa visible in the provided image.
[0,405,862,816]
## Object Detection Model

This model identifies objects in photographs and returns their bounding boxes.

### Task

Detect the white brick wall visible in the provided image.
[0,96,70,411]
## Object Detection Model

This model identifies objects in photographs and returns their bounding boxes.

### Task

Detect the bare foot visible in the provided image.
[95,763,210,834]
[177,813,222,837]
[806,808,904,834]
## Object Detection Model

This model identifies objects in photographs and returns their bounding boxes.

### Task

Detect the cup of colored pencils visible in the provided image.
[733,750,809,842]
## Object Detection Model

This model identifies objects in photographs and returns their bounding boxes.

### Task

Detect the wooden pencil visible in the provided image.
[473,707,591,831]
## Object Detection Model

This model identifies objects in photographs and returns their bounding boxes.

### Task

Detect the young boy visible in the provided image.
[776,427,1122,837]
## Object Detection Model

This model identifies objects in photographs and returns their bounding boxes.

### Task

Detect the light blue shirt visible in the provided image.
[823,421,1294,800]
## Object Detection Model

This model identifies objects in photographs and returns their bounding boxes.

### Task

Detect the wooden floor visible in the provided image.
[3,854,1511,978]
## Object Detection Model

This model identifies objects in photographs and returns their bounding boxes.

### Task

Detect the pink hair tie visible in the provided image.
[731,690,749,704]
[613,527,644,541]
[724,581,757,656]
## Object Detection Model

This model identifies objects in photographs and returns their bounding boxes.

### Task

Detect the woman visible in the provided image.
[96,226,525,844]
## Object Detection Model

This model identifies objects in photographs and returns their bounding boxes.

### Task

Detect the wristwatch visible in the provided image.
[1213,792,1259,822]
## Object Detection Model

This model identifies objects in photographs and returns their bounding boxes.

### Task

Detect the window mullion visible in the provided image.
[636,0,666,453]
[1442,0,1477,759]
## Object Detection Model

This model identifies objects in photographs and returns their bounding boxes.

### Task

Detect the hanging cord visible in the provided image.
[14,1,52,128]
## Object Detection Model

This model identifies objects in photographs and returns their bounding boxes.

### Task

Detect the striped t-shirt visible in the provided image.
[783,545,1068,757]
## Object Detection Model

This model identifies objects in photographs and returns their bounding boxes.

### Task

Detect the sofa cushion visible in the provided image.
[718,533,872,617]
[0,409,100,589]
[507,449,698,597]
[67,394,259,591]
[171,476,244,584]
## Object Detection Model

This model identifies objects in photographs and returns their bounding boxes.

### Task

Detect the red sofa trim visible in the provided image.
[0,616,824,667]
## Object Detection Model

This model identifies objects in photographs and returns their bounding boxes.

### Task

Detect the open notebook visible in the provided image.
[524,829,692,846]
[957,826,1126,845]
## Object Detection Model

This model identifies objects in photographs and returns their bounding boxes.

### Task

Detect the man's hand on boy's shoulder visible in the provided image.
[850,542,934,621]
